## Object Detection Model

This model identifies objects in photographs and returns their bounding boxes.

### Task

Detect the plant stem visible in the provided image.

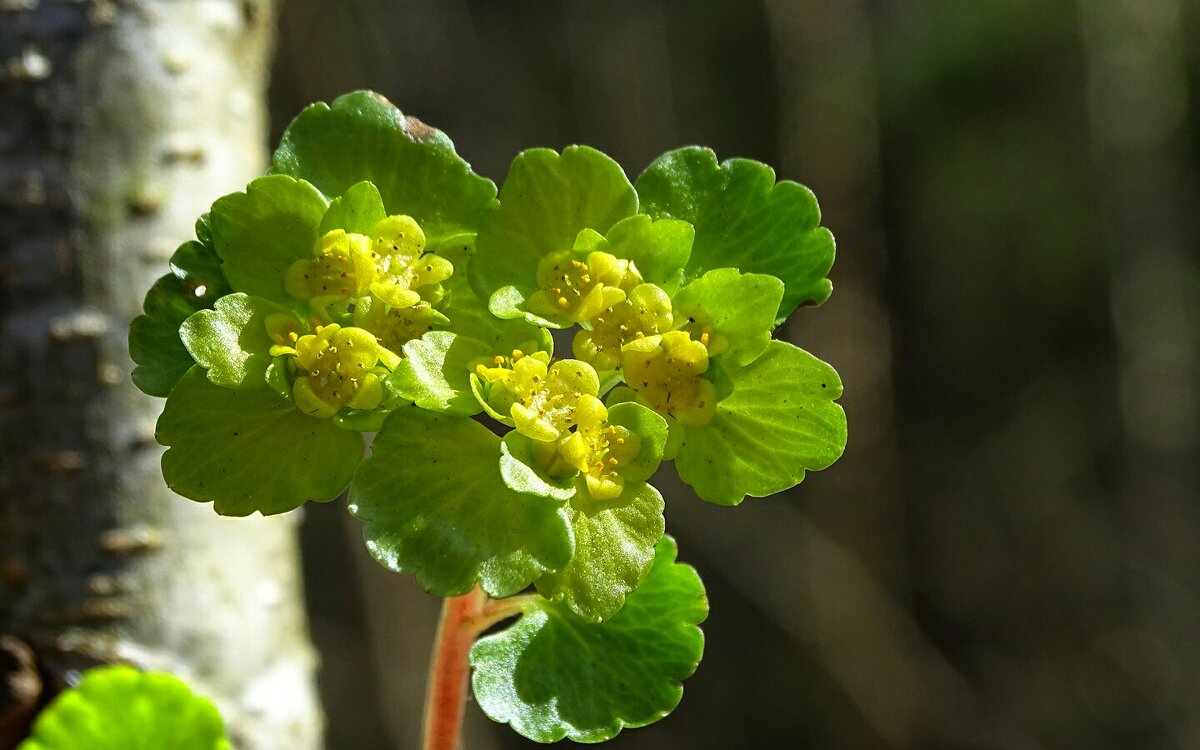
[422,589,537,750]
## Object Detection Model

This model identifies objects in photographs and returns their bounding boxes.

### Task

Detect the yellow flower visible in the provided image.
[353,294,445,355]
[558,395,642,500]
[475,352,600,442]
[282,324,385,418]
[622,331,717,427]
[573,283,673,370]
[368,215,454,309]
[525,250,641,325]
[283,229,375,304]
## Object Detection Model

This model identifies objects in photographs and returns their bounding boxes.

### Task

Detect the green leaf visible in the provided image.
[18,665,230,750]
[272,90,497,245]
[499,432,578,501]
[471,146,638,300]
[387,331,492,416]
[672,268,784,367]
[180,294,295,391]
[319,180,387,235]
[606,401,668,484]
[597,214,693,292]
[435,236,556,351]
[636,146,835,323]
[130,232,232,398]
[157,368,362,516]
[471,536,706,742]
[210,174,328,305]
[675,340,846,505]
[349,408,573,597]
[535,482,665,621]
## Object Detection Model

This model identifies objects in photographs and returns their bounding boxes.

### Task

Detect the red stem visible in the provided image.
[421,590,537,750]
[422,587,487,750]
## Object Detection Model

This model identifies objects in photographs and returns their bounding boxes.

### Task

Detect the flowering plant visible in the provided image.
[128,91,846,745]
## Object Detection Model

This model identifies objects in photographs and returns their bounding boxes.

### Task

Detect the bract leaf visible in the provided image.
[499,431,578,501]
[600,214,693,292]
[210,174,328,305]
[470,536,706,742]
[180,293,296,391]
[535,482,665,621]
[272,90,497,245]
[387,331,493,416]
[636,146,835,323]
[605,401,668,484]
[319,180,387,235]
[672,268,784,367]
[471,146,637,301]
[675,340,846,505]
[157,368,362,516]
[349,408,573,597]
[18,666,230,750]
[434,238,555,354]
[130,229,231,398]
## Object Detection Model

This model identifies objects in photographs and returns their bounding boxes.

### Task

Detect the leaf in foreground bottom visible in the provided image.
[470,535,707,743]
[19,665,230,750]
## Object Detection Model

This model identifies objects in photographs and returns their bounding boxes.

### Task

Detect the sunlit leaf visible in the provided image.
[471,536,706,743]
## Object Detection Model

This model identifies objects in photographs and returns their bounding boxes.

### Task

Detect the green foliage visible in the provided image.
[130,219,231,397]
[350,408,574,597]
[675,341,847,505]
[535,482,665,622]
[272,90,497,245]
[158,368,362,516]
[471,536,706,743]
[131,90,847,743]
[471,145,638,321]
[636,146,836,324]
[210,174,329,306]
[19,666,230,750]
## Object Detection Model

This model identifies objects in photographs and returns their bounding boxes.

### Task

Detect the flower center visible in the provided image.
[574,283,673,370]
[286,324,385,418]
[621,330,717,427]
[525,250,642,324]
[559,396,642,500]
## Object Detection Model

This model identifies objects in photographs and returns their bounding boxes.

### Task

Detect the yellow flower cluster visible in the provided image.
[271,214,452,419]
[520,249,719,427]
[475,350,643,500]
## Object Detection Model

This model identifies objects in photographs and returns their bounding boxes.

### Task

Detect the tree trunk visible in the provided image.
[0,3,322,748]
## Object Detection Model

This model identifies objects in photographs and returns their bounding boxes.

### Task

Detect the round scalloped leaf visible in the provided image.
[471,535,706,743]
[130,228,232,398]
[387,331,493,416]
[18,665,230,750]
[180,294,295,391]
[535,482,665,622]
[471,146,638,301]
[319,180,387,236]
[589,214,693,292]
[672,268,784,367]
[209,175,328,305]
[272,90,497,244]
[635,146,835,324]
[349,407,573,598]
[157,368,363,516]
[675,340,846,505]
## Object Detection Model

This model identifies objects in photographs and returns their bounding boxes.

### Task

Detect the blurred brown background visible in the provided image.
[271,1,1200,748]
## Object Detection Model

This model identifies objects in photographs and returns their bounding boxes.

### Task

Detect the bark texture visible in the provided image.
[0,2,323,748]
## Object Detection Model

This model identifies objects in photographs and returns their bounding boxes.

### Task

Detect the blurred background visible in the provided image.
[269,1,1200,748]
